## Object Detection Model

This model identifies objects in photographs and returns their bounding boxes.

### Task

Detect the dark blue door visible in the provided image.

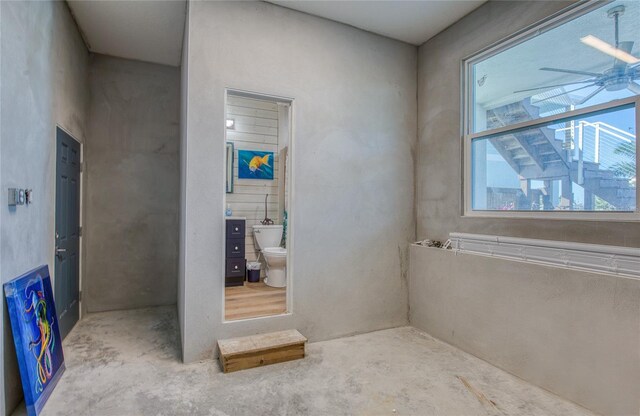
[55,127,80,339]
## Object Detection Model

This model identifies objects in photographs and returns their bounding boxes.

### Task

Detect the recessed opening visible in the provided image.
[223,89,293,321]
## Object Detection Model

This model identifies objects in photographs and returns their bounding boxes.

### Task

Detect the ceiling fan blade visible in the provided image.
[617,41,634,54]
[628,82,640,95]
[540,67,602,77]
[513,79,596,94]
[614,41,636,69]
[576,86,605,105]
[533,84,596,103]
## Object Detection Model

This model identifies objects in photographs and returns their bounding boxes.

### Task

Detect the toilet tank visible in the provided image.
[253,225,283,249]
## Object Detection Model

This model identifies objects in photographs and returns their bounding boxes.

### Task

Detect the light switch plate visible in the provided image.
[8,188,18,206]
[8,188,27,206]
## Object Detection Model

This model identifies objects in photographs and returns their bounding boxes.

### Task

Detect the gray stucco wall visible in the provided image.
[181,1,417,362]
[178,5,189,358]
[0,1,89,413]
[409,246,640,416]
[414,2,640,414]
[416,0,639,247]
[84,54,179,313]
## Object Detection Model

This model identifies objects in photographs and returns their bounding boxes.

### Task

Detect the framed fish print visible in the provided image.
[4,265,65,416]
[238,150,274,180]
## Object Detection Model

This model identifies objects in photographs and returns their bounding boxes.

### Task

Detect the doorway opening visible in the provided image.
[223,89,294,321]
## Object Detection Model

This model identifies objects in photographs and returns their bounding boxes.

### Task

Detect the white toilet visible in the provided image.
[252,224,287,288]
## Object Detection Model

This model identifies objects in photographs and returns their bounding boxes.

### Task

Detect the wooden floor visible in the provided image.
[225,281,287,321]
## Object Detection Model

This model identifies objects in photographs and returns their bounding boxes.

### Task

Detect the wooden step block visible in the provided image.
[218,329,307,373]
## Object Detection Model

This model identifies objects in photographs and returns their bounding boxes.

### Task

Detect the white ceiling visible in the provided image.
[268,0,486,45]
[65,0,484,67]
[67,0,187,67]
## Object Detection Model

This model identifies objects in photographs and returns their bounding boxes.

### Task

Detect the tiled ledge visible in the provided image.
[449,232,640,280]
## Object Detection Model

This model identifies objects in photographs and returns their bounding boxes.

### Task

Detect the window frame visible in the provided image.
[462,1,640,221]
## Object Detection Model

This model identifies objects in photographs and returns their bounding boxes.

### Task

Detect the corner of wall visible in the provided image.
[177,1,189,363]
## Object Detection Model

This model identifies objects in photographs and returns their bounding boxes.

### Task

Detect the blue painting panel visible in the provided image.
[238,150,274,180]
[4,265,65,416]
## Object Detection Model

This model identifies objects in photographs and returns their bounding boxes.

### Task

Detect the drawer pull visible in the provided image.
[235,227,239,231]
[235,246,239,250]
[234,265,238,270]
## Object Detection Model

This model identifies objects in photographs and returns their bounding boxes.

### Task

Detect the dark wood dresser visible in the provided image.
[225,218,246,287]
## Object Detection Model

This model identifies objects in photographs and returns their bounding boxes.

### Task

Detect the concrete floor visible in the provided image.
[13,306,595,416]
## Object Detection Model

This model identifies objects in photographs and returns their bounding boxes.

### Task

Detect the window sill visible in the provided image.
[463,210,640,222]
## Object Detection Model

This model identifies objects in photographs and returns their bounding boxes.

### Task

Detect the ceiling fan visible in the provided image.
[515,5,640,105]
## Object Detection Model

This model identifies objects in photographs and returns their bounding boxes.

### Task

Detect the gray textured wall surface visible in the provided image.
[0,1,89,413]
[416,0,639,247]
[84,54,179,313]
[180,1,417,362]
[178,5,189,358]
[409,246,640,415]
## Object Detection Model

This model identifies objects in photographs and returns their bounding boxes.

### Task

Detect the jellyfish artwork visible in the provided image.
[23,275,56,393]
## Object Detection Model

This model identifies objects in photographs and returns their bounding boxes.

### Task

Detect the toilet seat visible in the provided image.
[263,247,286,257]
[252,225,286,288]
[262,247,286,288]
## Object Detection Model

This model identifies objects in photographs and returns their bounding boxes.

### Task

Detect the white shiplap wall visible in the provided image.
[226,95,280,263]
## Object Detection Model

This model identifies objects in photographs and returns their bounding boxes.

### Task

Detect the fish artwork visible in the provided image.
[238,150,275,180]
[248,154,271,173]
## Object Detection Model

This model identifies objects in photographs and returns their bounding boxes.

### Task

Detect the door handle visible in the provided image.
[56,247,66,258]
